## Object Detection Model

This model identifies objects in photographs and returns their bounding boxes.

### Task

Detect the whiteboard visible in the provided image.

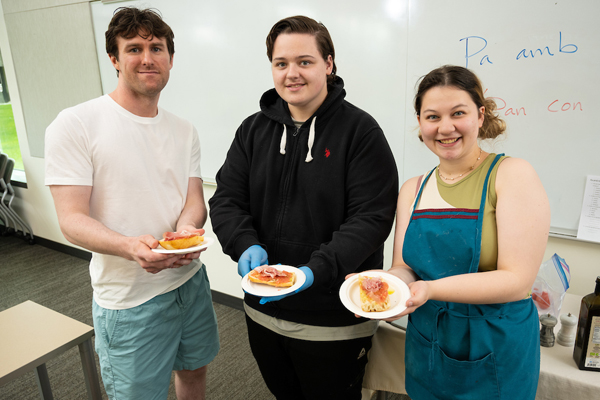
[90,0,408,184]
[91,0,599,233]
[401,0,599,234]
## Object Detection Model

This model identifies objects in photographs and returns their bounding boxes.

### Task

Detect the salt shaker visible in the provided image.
[557,312,577,347]
[540,313,557,347]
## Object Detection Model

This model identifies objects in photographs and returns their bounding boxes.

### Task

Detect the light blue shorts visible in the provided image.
[92,266,220,400]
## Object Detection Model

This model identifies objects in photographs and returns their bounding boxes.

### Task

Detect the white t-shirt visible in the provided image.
[45,95,202,310]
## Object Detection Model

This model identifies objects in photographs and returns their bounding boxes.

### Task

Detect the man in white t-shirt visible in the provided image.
[44,7,219,400]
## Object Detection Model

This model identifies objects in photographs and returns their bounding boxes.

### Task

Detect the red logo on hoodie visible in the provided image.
[325,148,331,158]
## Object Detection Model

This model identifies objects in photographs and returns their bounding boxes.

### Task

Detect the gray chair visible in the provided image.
[0,153,34,243]
[0,153,14,232]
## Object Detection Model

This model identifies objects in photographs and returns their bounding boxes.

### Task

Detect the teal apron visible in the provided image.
[402,154,539,400]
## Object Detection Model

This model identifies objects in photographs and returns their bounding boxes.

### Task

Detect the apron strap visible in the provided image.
[411,167,436,214]
[469,153,504,273]
[429,306,444,371]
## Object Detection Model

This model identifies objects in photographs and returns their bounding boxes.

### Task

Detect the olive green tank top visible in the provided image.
[414,153,508,272]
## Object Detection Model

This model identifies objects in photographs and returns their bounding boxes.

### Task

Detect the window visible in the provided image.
[0,49,23,172]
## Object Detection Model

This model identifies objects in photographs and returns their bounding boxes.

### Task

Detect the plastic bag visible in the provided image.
[531,254,571,318]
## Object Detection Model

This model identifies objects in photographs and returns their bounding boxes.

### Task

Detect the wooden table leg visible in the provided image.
[78,338,102,400]
[35,363,54,400]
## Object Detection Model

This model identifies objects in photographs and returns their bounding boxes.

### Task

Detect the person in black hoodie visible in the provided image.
[209,15,398,400]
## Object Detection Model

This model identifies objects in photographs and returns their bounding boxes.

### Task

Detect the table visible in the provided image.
[0,300,102,399]
[362,293,600,400]
[537,292,598,400]
[362,318,407,399]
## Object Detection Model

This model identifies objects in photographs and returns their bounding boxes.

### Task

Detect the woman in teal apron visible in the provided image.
[381,66,550,399]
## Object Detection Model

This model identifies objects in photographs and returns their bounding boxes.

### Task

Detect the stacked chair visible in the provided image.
[0,151,34,244]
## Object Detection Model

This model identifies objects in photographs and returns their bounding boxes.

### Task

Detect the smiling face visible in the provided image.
[417,85,485,163]
[110,32,173,100]
[271,33,333,121]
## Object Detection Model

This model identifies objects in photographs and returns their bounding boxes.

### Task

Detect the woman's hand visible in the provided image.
[381,280,429,321]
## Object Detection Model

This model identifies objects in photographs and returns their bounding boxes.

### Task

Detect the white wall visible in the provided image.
[2,0,598,299]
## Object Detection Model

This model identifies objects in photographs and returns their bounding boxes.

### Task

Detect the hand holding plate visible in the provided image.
[259,266,314,304]
[339,271,411,320]
[378,278,429,321]
[238,245,268,277]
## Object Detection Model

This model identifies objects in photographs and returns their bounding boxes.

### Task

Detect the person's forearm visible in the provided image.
[50,185,176,272]
[59,211,135,259]
[427,269,532,304]
[176,178,207,231]
[388,265,420,285]
[176,207,206,231]
[209,180,255,259]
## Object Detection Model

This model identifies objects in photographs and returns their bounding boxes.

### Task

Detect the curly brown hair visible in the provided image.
[414,65,506,140]
[105,7,174,63]
[266,16,337,84]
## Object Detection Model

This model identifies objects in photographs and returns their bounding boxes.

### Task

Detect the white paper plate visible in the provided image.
[339,271,410,319]
[151,236,215,254]
[241,265,306,297]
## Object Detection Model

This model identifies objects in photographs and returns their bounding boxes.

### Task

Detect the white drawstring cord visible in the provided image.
[280,125,287,155]
[305,117,316,162]
[279,117,316,162]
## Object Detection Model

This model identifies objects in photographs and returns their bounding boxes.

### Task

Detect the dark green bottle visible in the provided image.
[573,276,600,371]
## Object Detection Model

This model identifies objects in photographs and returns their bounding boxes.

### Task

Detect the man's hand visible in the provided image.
[128,234,186,274]
[259,266,314,304]
[238,245,268,277]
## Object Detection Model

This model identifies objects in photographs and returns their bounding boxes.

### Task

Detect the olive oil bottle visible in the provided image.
[573,276,600,371]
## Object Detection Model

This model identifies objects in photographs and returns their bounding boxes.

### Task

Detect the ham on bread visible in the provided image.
[248,266,296,288]
[358,275,391,312]
[158,229,205,250]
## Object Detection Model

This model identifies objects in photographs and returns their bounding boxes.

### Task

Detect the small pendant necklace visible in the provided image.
[438,148,482,181]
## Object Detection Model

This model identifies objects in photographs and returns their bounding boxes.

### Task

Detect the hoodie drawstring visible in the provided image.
[280,125,287,155]
[279,117,316,163]
[305,117,316,162]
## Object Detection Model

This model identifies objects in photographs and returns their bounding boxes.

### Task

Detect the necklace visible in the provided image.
[438,148,482,181]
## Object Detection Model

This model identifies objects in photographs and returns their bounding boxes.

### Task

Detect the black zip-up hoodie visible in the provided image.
[209,77,399,327]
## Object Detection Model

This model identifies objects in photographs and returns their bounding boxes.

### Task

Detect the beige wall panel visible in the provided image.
[4,2,102,158]
[1,0,87,14]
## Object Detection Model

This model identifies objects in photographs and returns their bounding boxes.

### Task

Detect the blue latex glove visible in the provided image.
[259,266,314,304]
[238,245,268,277]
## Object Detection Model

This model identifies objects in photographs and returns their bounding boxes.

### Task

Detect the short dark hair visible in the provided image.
[266,16,337,84]
[414,65,506,140]
[105,7,175,61]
